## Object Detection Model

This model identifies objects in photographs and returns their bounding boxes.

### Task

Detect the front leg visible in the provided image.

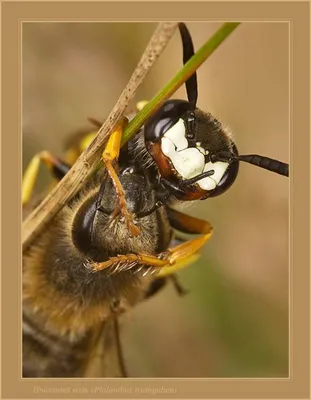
[101,118,140,237]
[91,212,213,274]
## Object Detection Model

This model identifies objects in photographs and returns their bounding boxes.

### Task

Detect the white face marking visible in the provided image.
[198,161,229,190]
[161,136,175,157]
[161,137,205,179]
[160,119,229,191]
[174,147,204,179]
[161,119,205,180]
[197,145,206,155]
[163,118,188,151]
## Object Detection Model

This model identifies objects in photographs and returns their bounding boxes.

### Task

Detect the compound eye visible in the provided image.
[144,99,191,144]
[207,159,239,198]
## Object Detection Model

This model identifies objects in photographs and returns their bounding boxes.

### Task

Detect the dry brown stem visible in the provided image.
[22,22,178,251]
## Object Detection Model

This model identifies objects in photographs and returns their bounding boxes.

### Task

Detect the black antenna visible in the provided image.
[178,23,198,110]
[239,154,289,177]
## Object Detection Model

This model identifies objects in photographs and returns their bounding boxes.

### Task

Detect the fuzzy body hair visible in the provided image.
[23,165,172,377]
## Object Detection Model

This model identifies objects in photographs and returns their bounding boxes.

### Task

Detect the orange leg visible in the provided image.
[92,212,213,274]
[157,209,214,276]
[101,118,140,237]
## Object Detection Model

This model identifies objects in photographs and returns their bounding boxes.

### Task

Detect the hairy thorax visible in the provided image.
[23,176,172,339]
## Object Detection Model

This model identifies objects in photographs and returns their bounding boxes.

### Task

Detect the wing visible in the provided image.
[82,316,128,378]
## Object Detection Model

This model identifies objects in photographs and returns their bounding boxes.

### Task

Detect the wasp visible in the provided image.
[22,23,289,377]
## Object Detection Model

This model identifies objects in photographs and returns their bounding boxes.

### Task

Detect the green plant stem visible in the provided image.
[22,22,178,250]
[121,22,240,146]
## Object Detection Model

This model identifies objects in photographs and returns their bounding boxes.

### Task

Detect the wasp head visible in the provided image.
[144,99,239,201]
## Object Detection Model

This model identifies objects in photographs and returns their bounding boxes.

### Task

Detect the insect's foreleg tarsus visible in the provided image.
[22,151,71,206]
[92,254,168,272]
[101,117,140,237]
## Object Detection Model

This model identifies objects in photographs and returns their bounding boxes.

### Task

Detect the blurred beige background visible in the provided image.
[22,22,289,377]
